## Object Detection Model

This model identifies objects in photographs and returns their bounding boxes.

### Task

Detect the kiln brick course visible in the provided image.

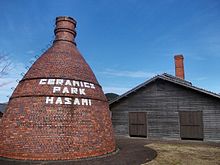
[0,16,116,160]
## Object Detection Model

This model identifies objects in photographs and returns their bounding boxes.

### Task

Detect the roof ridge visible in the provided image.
[161,73,192,86]
[110,73,220,105]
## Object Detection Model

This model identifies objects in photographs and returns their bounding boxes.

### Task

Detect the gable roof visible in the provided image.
[109,73,220,105]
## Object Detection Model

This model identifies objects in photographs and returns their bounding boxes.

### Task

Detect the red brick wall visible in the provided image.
[174,55,185,79]
[0,16,116,160]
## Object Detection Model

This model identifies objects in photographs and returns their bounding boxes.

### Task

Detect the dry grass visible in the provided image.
[143,142,220,165]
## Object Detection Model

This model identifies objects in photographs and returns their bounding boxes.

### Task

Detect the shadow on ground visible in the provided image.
[0,136,157,165]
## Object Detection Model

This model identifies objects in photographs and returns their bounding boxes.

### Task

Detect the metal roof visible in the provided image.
[109,73,220,105]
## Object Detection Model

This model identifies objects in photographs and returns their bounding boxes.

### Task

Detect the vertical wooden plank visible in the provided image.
[129,112,137,124]
[138,112,147,136]
[179,111,203,140]
[196,111,203,139]
[129,112,138,136]
[129,112,147,137]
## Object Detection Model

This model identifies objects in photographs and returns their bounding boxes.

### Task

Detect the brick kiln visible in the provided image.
[0,16,116,160]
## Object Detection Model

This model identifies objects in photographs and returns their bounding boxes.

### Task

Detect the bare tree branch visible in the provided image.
[0,54,12,88]
[0,54,11,78]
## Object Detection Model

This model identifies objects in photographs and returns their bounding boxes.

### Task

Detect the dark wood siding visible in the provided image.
[179,111,203,139]
[129,112,147,137]
[110,79,220,141]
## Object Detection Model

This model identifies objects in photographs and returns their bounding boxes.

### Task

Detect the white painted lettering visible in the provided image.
[40,79,96,106]
[48,79,55,85]
[90,83,95,89]
[88,99,92,106]
[73,98,80,105]
[80,81,84,87]
[79,88,86,95]
[45,97,92,106]
[72,80,80,87]
[55,97,63,104]
[53,86,61,93]
[46,97,54,104]
[62,87,70,94]
[39,79,47,85]
[81,99,88,105]
[56,79,64,85]
[71,87,78,94]
[84,82,90,88]
[65,80,72,86]
[64,97,72,105]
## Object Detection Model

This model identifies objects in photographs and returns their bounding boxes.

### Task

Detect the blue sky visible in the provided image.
[0,0,220,102]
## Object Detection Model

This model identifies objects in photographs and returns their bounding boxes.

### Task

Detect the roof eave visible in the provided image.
[109,73,220,106]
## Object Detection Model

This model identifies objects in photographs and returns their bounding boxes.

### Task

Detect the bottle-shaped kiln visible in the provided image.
[0,16,116,160]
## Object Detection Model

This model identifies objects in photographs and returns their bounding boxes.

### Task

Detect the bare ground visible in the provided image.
[1,136,220,165]
[144,140,220,165]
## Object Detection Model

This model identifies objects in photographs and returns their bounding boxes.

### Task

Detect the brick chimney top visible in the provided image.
[174,55,185,79]
[54,16,77,45]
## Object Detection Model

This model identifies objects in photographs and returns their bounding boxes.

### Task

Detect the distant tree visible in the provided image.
[105,93,119,101]
[0,111,3,118]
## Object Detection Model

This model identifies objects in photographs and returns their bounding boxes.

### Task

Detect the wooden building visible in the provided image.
[109,56,220,141]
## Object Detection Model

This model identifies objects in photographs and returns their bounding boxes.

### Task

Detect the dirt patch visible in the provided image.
[144,141,220,165]
[2,136,218,165]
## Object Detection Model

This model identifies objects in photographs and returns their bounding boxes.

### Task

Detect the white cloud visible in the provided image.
[0,80,14,88]
[101,69,157,78]
[193,77,208,81]
[192,56,206,61]
[102,86,130,95]
[100,69,159,95]
[26,50,35,55]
